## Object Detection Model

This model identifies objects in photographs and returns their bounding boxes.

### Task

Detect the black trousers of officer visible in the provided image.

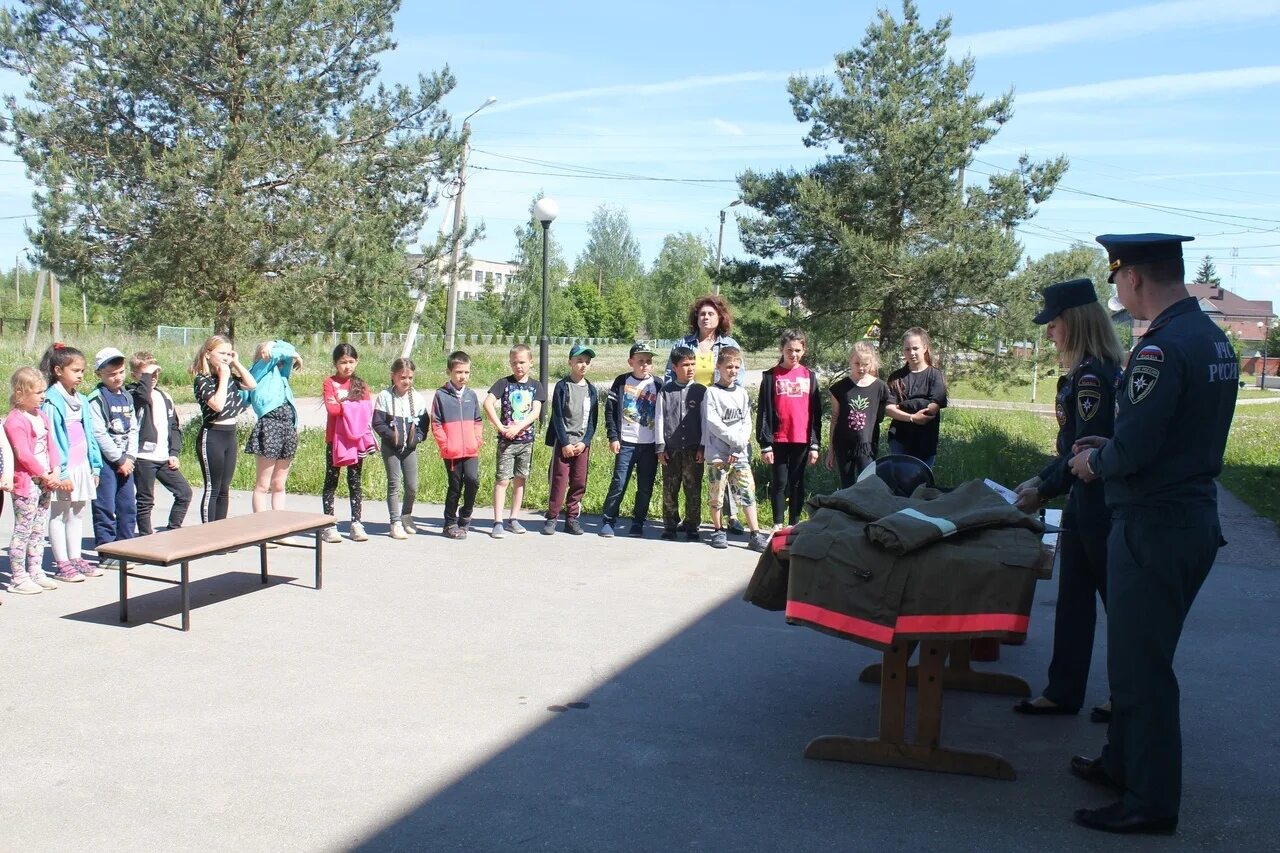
[1042,487,1109,710]
[1101,513,1219,820]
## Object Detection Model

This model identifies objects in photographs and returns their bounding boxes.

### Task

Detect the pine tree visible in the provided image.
[1193,255,1222,286]
[1,0,463,336]
[734,0,1065,361]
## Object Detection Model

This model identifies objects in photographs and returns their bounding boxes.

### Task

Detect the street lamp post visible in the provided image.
[534,197,559,418]
[714,199,743,294]
[444,96,497,355]
[1260,320,1272,390]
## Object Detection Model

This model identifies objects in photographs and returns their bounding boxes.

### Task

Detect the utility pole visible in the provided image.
[714,199,742,295]
[443,97,497,355]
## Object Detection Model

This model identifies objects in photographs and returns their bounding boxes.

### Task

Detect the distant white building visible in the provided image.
[405,254,519,301]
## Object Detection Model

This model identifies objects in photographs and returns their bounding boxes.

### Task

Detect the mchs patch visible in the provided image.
[1135,345,1164,362]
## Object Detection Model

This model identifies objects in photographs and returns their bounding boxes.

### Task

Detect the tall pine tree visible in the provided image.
[734,1,1066,361]
[1,0,463,336]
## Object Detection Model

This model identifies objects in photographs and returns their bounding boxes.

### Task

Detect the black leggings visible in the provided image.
[197,424,238,522]
[322,444,364,522]
[769,443,810,526]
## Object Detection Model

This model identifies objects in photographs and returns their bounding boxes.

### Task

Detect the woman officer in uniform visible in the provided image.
[1012,278,1123,720]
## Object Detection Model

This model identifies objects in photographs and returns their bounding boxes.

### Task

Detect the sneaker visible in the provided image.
[444,524,466,540]
[389,521,408,540]
[628,524,645,538]
[30,574,58,590]
[684,529,701,542]
[350,521,369,542]
[321,527,343,544]
[400,514,419,535]
[661,529,678,541]
[55,567,85,583]
[489,523,506,539]
[506,519,527,535]
[710,529,729,549]
[748,531,771,553]
[728,518,747,535]
[8,578,43,594]
[75,558,98,575]
[565,517,584,536]
[599,523,615,538]
[81,560,106,577]
[541,518,557,535]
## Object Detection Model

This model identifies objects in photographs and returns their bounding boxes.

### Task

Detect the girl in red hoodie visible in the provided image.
[321,344,374,543]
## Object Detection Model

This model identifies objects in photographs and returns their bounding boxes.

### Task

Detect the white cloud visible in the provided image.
[1020,66,1280,105]
[953,0,1280,57]
[710,118,745,136]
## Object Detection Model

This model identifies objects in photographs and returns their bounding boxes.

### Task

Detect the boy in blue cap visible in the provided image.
[1066,233,1237,835]
[543,343,599,535]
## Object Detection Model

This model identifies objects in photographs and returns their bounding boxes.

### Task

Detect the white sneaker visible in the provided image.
[389,521,408,540]
[30,574,58,590]
[320,527,343,544]
[350,521,369,542]
[8,579,43,594]
[400,514,418,535]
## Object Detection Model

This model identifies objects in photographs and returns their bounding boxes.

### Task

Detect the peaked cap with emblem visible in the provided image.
[1034,278,1097,325]
[1095,233,1193,283]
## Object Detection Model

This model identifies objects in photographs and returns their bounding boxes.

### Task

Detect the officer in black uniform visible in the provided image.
[1012,279,1121,719]
[1067,233,1237,834]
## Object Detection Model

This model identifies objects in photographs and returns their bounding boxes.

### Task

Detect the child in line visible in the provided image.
[191,335,256,522]
[128,353,191,534]
[88,347,140,564]
[5,367,61,594]
[702,347,769,552]
[246,340,302,513]
[757,329,822,528]
[483,344,544,538]
[828,341,890,487]
[600,342,659,538]
[374,357,429,540]
[41,343,104,580]
[885,327,948,470]
[543,343,598,536]
[322,343,374,543]
[431,350,484,539]
[655,346,705,541]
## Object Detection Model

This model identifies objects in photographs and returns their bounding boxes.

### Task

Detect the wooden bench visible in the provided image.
[97,510,336,631]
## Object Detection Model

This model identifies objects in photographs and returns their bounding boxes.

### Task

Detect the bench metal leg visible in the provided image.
[260,543,268,584]
[315,529,323,590]
[181,561,190,632]
[119,560,129,623]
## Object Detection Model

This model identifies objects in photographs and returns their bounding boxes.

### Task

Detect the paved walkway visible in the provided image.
[3,485,1277,851]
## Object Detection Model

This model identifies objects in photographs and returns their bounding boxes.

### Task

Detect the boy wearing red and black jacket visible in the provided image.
[756,331,822,527]
[431,350,484,539]
[599,342,660,538]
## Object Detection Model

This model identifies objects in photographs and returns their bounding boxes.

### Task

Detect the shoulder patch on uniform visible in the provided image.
[1128,365,1160,404]
[1135,345,1164,362]
[1076,374,1101,388]
[1077,390,1101,421]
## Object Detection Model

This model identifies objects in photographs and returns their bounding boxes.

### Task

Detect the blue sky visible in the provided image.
[4,0,1280,309]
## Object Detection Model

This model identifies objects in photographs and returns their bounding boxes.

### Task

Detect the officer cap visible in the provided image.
[1095,233,1193,282]
[1033,278,1097,325]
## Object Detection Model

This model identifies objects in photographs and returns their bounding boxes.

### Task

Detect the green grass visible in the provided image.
[1235,388,1280,401]
[1219,410,1280,526]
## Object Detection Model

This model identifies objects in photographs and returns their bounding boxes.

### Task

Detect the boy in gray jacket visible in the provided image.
[655,346,705,541]
[702,347,768,552]
[88,347,140,556]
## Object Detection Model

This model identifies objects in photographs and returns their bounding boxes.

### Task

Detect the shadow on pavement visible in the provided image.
[62,570,297,630]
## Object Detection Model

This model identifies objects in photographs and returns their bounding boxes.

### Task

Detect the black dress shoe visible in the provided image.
[1013,699,1079,715]
[1074,801,1176,835]
[1069,755,1124,791]
[1090,705,1112,723]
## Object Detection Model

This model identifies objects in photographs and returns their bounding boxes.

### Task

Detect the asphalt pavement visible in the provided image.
[2,484,1277,852]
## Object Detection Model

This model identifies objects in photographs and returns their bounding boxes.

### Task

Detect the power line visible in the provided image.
[471,164,736,186]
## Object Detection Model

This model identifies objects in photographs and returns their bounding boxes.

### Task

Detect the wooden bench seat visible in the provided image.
[98,510,336,631]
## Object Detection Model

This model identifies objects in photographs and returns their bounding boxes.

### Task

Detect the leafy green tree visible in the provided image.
[641,233,713,339]
[574,205,644,296]
[0,0,463,337]
[1193,255,1222,286]
[605,280,644,341]
[732,0,1065,368]
[567,280,609,337]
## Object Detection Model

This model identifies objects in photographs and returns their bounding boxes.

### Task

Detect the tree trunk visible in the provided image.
[214,285,236,339]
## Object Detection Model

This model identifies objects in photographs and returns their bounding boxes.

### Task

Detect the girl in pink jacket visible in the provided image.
[5,367,64,594]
